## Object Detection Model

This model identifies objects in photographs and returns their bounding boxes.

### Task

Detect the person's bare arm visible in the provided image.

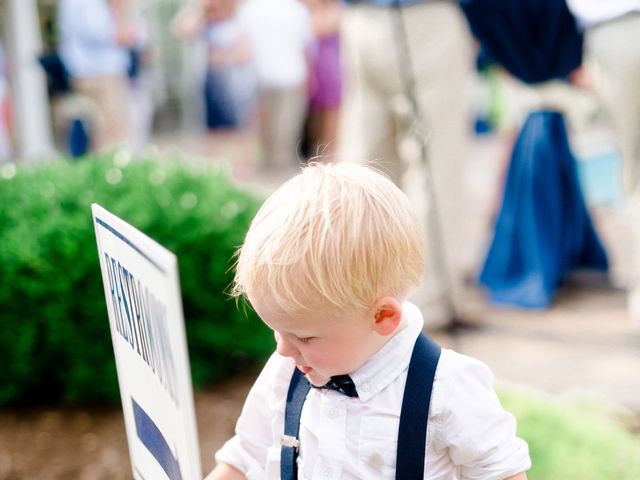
[204,462,246,480]
[505,472,528,480]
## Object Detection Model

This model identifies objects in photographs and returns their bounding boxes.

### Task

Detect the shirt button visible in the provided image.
[327,408,338,419]
[361,382,371,392]
[322,467,332,477]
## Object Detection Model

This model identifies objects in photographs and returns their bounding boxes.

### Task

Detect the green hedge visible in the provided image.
[0,153,274,406]
[500,388,640,480]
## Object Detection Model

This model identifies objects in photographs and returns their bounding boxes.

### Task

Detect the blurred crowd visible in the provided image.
[1,0,640,326]
[5,0,344,172]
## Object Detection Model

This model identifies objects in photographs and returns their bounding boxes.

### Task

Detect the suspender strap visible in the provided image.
[281,333,441,480]
[395,333,442,480]
[281,368,312,480]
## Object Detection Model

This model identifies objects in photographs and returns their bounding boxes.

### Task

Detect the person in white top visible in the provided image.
[237,0,313,171]
[204,162,531,480]
[57,0,139,151]
[567,1,640,322]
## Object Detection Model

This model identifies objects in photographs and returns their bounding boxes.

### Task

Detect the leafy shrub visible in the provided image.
[499,388,640,480]
[0,153,273,405]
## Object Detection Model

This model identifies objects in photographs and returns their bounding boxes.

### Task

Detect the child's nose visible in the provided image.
[275,332,298,358]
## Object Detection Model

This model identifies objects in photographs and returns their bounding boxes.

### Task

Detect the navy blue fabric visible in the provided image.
[322,375,359,397]
[128,48,141,80]
[204,70,243,129]
[459,0,583,84]
[281,368,312,480]
[38,52,72,95]
[67,118,90,158]
[281,333,441,480]
[396,334,441,480]
[131,397,183,480]
[479,111,608,308]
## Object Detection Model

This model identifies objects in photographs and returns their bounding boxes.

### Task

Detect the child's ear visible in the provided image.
[372,297,403,336]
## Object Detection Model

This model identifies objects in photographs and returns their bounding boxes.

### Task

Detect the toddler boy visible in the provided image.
[206,162,531,479]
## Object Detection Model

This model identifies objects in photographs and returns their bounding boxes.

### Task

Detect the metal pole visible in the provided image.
[6,0,54,161]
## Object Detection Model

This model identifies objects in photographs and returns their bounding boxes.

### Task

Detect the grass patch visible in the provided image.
[499,387,640,480]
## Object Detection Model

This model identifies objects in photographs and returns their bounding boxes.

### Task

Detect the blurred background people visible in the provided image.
[304,0,342,158]
[238,0,313,172]
[0,40,12,163]
[127,2,156,154]
[173,0,256,174]
[567,0,640,321]
[57,0,138,152]
[339,0,473,328]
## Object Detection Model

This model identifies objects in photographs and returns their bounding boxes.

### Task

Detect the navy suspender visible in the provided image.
[280,333,441,479]
[396,333,442,479]
[281,367,312,480]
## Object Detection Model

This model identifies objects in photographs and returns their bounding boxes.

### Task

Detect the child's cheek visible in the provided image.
[304,348,327,369]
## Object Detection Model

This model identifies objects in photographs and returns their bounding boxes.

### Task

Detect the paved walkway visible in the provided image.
[431,280,640,412]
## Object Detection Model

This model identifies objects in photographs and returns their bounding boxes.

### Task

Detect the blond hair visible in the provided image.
[232,162,425,314]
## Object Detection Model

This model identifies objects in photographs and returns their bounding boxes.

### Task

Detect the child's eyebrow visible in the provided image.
[280,327,317,338]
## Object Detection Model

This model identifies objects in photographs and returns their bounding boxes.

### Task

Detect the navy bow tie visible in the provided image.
[321,375,358,398]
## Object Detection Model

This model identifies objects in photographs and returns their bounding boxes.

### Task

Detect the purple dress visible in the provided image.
[309,33,342,111]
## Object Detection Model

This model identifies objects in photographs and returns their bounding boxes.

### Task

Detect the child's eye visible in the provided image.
[297,336,314,344]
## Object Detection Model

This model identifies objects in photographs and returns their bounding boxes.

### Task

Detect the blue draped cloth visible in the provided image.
[478,111,608,308]
[460,0,609,308]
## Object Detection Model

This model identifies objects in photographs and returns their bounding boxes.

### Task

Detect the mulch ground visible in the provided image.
[0,372,257,480]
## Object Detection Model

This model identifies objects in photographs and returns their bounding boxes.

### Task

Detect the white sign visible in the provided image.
[92,204,202,480]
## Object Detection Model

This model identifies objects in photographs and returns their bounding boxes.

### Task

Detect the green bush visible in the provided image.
[0,153,274,405]
[499,388,640,480]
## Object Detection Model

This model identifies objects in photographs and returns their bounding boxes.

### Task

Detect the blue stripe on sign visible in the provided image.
[95,217,167,275]
[132,398,183,480]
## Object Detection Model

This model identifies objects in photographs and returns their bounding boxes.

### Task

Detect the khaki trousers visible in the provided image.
[339,1,472,325]
[586,13,640,320]
[73,75,130,152]
[259,85,307,170]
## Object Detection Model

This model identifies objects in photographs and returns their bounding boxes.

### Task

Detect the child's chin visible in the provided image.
[306,372,330,387]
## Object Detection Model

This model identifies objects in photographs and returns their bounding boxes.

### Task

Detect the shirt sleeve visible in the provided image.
[432,351,531,480]
[215,352,293,480]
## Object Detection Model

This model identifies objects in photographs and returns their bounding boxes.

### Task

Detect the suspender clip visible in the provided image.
[280,434,300,449]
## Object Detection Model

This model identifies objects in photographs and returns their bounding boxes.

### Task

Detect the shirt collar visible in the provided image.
[350,302,423,402]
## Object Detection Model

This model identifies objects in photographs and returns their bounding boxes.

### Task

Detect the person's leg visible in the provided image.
[587,15,640,197]
[74,75,130,151]
[319,107,340,157]
[257,88,277,170]
[338,6,402,183]
[269,85,307,171]
[587,14,640,321]
[400,2,472,326]
[340,3,473,327]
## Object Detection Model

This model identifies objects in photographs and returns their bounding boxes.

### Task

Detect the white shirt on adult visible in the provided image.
[215,302,531,480]
[238,0,312,90]
[566,0,640,27]
[58,0,129,78]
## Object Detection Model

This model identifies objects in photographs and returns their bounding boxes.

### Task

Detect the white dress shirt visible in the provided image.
[567,0,640,27]
[215,303,531,479]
